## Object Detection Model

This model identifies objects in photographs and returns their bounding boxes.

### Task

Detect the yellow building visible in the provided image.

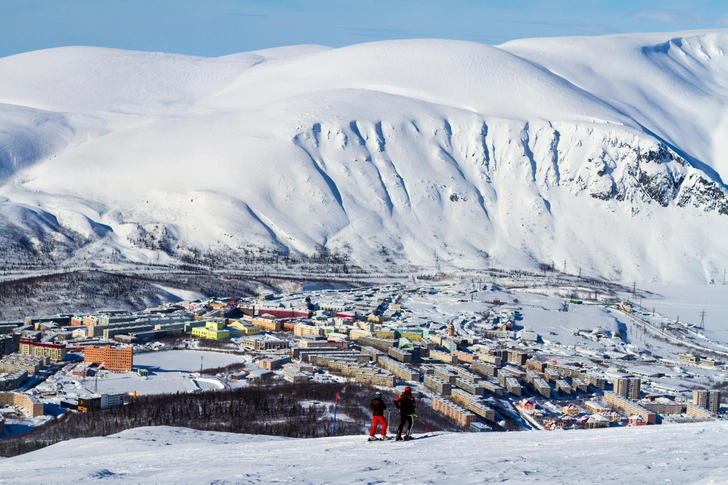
[191,321,231,340]
[251,317,282,332]
[0,392,44,417]
[228,321,261,335]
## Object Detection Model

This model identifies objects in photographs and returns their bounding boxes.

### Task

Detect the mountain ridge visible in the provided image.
[0,31,727,283]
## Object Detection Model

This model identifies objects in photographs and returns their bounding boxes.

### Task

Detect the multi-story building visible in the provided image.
[0,353,48,376]
[19,338,66,363]
[613,377,641,400]
[476,353,502,366]
[376,356,420,381]
[354,372,395,387]
[360,346,386,363]
[572,377,589,393]
[471,361,498,377]
[191,321,231,340]
[227,321,261,336]
[100,393,124,409]
[0,334,20,357]
[84,345,133,372]
[585,374,607,390]
[685,403,717,420]
[357,336,396,353]
[294,324,327,338]
[431,396,476,427]
[481,379,505,397]
[424,375,452,396]
[556,379,572,395]
[387,347,413,363]
[455,378,485,396]
[433,366,458,384]
[456,368,482,383]
[505,377,522,396]
[526,360,546,372]
[507,350,528,365]
[603,392,656,424]
[427,349,457,364]
[0,370,28,391]
[250,317,282,332]
[451,389,495,421]
[241,336,289,351]
[694,389,709,409]
[0,391,44,417]
[534,378,551,398]
[642,401,685,415]
[259,356,291,370]
[693,390,721,414]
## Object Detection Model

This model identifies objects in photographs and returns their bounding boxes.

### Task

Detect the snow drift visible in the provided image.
[0,31,727,282]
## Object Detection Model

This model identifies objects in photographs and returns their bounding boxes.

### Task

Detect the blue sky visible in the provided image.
[1,0,727,58]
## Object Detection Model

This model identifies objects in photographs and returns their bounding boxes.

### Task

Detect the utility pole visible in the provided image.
[200,356,203,374]
[633,281,637,296]
[700,309,706,331]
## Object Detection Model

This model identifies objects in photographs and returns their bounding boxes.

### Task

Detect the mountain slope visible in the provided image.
[0,424,726,484]
[0,32,727,282]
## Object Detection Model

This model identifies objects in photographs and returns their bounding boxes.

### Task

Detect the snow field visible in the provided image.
[0,423,726,484]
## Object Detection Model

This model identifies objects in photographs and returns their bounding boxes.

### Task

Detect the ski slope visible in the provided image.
[0,423,726,483]
[0,31,727,283]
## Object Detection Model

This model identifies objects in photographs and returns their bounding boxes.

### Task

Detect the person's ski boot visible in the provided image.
[380,435,392,440]
[395,434,403,441]
[368,436,379,441]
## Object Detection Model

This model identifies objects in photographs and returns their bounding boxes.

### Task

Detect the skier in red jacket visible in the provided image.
[369,391,389,441]
[394,386,416,440]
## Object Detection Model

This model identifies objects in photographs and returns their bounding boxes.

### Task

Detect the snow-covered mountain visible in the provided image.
[0,424,727,483]
[1,31,727,283]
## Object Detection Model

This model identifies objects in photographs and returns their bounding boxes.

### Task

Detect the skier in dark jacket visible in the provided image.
[394,386,416,440]
[369,391,389,440]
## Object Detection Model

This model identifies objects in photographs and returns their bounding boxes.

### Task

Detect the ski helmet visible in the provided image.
[404,386,411,392]
[374,391,382,398]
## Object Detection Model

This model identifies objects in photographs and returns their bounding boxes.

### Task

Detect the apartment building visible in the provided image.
[0,391,44,417]
[693,389,721,414]
[0,353,48,375]
[0,370,28,391]
[84,345,133,372]
[19,338,66,363]
[0,334,20,357]
[431,396,477,427]
[613,377,641,400]
[424,375,452,396]
[603,392,656,424]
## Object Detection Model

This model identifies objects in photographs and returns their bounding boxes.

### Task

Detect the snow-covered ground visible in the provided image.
[641,283,728,344]
[0,423,726,484]
[39,350,245,398]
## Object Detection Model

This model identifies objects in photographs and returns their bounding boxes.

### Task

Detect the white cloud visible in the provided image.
[632,9,704,25]
[633,10,680,24]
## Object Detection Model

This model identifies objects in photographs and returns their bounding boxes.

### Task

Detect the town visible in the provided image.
[0,276,725,439]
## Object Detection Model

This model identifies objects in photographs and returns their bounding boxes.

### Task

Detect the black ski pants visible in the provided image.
[397,413,413,437]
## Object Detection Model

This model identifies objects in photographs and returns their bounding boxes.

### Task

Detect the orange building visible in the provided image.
[84,345,133,372]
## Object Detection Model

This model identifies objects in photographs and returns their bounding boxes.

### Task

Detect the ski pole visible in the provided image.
[412,414,435,436]
[332,393,339,437]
